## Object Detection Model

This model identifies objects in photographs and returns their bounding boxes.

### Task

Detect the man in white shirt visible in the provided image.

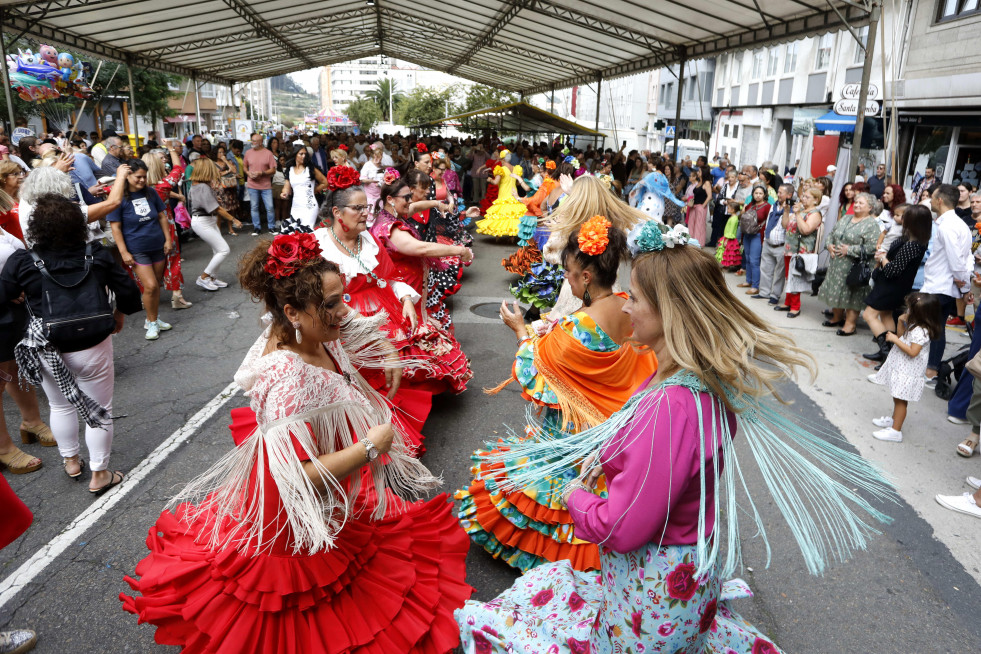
[921,184,974,383]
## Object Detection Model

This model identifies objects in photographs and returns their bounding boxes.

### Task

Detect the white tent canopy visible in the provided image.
[0,0,873,93]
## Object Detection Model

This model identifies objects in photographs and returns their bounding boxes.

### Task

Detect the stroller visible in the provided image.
[935,322,975,401]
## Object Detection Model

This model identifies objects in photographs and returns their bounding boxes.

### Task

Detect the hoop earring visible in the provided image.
[582,286,592,307]
[292,321,303,344]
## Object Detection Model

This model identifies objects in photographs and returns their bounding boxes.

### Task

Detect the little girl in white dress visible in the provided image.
[869,292,944,442]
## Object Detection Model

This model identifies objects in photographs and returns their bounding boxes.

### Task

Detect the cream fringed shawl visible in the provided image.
[171,315,441,556]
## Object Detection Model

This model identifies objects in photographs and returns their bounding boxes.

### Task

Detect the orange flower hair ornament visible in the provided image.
[545,160,557,171]
[578,215,612,256]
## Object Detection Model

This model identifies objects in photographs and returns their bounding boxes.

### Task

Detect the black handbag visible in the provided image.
[845,245,872,287]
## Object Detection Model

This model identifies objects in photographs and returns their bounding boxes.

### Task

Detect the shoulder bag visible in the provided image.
[845,244,872,287]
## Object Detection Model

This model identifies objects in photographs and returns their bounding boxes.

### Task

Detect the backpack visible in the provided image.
[739,206,763,235]
[27,244,116,347]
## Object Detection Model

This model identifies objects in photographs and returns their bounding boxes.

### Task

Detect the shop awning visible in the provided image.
[815,111,856,133]
[0,1,875,94]
[419,102,604,136]
[164,114,198,123]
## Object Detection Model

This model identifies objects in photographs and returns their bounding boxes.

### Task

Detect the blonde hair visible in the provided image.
[190,157,220,184]
[142,153,167,186]
[330,148,348,162]
[632,245,815,409]
[0,160,21,212]
[548,175,647,243]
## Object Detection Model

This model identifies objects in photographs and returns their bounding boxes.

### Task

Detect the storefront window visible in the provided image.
[953,128,981,187]
[905,125,953,187]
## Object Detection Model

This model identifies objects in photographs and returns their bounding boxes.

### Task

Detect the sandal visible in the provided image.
[20,421,56,447]
[957,436,979,458]
[822,319,845,327]
[0,447,42,474]
[63,455,85,480]
[89,470,125,495]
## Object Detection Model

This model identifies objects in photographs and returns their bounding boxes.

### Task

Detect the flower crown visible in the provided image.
[383,167,400,185]
[326,166,360,191]
[338,144,349,152]
[578,215,612,256]
[545,160,556,171]
[416,143,428,154]
[264,233,323,279]
[626,220,699,256]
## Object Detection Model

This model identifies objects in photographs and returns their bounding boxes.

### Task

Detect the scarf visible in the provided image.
[15,317,112,429]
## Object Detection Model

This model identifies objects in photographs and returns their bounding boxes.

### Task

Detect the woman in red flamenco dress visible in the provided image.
[120,235,472,654]
[313,175,473,449]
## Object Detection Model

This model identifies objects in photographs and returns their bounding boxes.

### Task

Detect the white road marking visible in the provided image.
[0,382,239,610]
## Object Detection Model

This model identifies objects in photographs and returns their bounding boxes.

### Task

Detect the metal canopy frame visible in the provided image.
[0,0,874,94]
[418,101,605,137]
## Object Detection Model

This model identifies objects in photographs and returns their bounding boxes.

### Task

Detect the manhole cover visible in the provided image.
[470,302,503,319]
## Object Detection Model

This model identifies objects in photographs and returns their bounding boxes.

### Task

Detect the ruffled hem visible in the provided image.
[517,214,539,246]
[475,215,520,237]
[121,494,473,654]
[501,244,543,276]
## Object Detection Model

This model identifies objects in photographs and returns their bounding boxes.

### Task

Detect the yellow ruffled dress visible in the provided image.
[476,165,527,237]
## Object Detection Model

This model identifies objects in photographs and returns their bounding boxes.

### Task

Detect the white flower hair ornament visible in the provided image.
[627,220,701,257]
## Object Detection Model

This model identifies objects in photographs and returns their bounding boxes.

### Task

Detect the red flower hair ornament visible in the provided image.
[416,143,428,154]
[326,166,360,191]
[338,143,349,152]
[264,233,323,279]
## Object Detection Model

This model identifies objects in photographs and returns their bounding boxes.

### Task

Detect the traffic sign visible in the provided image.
[665,125,675,137]
[833,99,880,117]
[840,83,880,101]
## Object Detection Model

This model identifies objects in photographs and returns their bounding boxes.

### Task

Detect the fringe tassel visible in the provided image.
[485,373,897,578]
[483,377,515,395]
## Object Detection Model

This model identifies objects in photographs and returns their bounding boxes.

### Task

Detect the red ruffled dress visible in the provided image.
[120,327,473,654]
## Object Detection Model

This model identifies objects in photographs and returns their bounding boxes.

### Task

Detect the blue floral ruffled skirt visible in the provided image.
[456,542,783,653]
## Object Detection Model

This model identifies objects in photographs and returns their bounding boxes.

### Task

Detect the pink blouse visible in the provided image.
[567,381,735,553]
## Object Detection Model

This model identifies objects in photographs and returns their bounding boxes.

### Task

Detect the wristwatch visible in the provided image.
[361,437,379,462]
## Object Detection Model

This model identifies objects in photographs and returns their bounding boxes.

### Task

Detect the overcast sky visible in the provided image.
[289,69,319,94]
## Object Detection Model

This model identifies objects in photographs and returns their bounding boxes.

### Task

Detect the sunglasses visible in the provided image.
[395,192,412,200]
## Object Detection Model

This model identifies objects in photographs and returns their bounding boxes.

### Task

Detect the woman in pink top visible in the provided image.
[456,221,895,654]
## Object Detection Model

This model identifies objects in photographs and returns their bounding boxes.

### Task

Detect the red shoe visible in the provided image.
[947,316,967,326]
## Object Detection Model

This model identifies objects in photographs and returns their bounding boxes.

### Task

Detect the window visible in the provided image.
[816,33,834,70]
[853,26,869,64]
[784,41,799,74]
[723,124,729,137]
[766,48,780,77]
[718,55,728,85]
[686,76,696,100]
[752,49,764,79]
[732,125,739,138]
[733,52,743,83]
[939,0,981,21]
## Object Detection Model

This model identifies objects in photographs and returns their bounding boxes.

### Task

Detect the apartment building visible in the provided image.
[648,59,715,154]
[568,73,652,151]
[319,57,465,114]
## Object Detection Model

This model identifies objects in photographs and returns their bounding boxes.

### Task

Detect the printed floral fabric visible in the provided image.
[457,542,783,654]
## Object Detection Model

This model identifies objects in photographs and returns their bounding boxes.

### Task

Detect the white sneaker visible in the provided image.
[145,322,160,341]
[209,277,229,288]
[872,427,903,442]
[935,492,981,518]
[196,276,219,291]
[155,318,172,331]
[967,476,981,490]
[924,375,938,388]
[872,416,894,428]
[867,374,884,384]
[947,415,969,425]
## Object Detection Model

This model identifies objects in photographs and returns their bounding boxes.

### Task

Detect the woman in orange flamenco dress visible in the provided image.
[456,217,656,572]
[121,235,472,654]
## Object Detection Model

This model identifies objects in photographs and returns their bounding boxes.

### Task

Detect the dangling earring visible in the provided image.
[292,321,302,344]
[583,285,592,307]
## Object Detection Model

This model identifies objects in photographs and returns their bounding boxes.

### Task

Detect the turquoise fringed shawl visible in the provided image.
[485,370,897,578]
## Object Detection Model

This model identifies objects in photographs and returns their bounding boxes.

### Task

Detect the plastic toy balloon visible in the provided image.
[6,44,95,103]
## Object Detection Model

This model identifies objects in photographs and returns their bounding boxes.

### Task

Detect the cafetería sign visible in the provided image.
[840,83,880,101]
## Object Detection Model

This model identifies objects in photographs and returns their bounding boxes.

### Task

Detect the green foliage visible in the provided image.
[345,97,382,133]
[460,84,519,113]
[365,78,403,121]
[396,85,459,128]
[99,65,179,125]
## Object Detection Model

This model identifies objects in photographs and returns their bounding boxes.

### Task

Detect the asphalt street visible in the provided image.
[1,229,979,653]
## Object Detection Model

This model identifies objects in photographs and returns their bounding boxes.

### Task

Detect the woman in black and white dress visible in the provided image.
[280,148,327,233]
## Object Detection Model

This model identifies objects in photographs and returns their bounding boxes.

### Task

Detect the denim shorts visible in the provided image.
[132,249,166,265]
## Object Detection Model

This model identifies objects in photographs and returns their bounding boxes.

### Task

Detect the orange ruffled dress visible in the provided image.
[121,327,473,654]
[455,304,656,572]
[476,165,527,237]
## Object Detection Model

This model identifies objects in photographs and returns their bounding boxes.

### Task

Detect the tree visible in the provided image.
[366,78,403,121]
[461,84,519,113]
[98,65,180,129]
[345,97,382,134]
[396,85,459,128]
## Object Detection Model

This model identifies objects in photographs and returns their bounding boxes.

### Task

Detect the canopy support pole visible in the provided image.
[594,75,602,150]
[193,75,202,134]
[0,16,17,133]
[674,46,687,158]
[126,59,139,143]
[850,2,880,180]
